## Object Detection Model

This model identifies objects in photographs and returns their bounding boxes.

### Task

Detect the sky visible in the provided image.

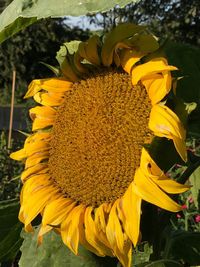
[67,15,103,31]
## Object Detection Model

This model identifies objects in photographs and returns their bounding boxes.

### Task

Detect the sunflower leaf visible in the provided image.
[0,0,140,44]
[19,228,117,267]
[0,199,23,261]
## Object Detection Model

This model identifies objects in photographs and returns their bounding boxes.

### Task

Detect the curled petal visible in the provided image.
[61,205,85,255]
[24,78,72,98]
[140,148,190,194]
[131,57,177,85]
[133,167,183,212]
[78,35,101,66]
[33,91,65,106]
[149,104,187,162]
[141,71,172,105]
[120,185,141,246]
[21,182,58,230]
[106,200,132,267]
[120,49,144,74]
[84,206,112,256]
[29,106,56,131]
[101,23,145,66]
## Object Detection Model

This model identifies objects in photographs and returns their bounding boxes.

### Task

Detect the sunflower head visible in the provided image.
[11,23,189,267]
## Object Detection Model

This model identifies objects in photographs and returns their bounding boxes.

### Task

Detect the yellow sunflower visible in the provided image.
[11,24,189,267]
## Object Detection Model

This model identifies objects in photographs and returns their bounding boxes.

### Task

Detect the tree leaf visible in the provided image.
[164,42,200,138]
[163,230,200,266]
[19,228,117,267]
[0,199,23,261]
[0,0,140,44]
[189,166,200,209]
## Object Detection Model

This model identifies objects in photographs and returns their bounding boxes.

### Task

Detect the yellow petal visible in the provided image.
[10,148,26,160]
[121,184,141,246]
[84,206,112,256]
[38,225,52,244]
[38,199,76,243]
[42,198,75,226]
[106,200,132,267]
[30,106,56,118]
[25,152,49,168]
[24,140,50,158]
[115,238,132,267]
[106,200,125,252]
[94,203,108,233]
[33,91,65,106]
[120,49,144,74]
[21,163,48,182]
[24,78,72,98]
[61,205,85,255]
[79,211,105,257]
[140,148,190,194]
[101,23,145,66]
[25,132,51,143]
[32,118,54,131]
[12,132,51,161]
[141,71,172,105]
[22,186,58,228]
[29,106,56,131]
[133,167,182,212]
[21,173,52,199]
[131,57,177,85]
[149,104,187,162]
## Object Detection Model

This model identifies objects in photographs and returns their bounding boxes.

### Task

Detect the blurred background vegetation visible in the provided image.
[0,0,200,266]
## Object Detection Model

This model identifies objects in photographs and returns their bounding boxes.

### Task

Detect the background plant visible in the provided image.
[0,0,200,266]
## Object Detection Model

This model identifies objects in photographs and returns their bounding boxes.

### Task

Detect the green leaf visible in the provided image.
[132,242,153,266]
[164,42,200,138]
[163,230,200,266]
[189,166,200,209]
[0,199,23,261]
[19,228,117,267]
[0,0,140,44]
[142,259,183,267]
[56,41,81,68]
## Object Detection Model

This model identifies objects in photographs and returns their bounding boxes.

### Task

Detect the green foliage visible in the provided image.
[0,199,23,262]
[132,243,153,266]
[137,260,183,267]
[0,131,23,200]
[163,41,200,138]
[88,0,200,46]
[0,0,139,44]
[0,18,90,105]
[163,230,200,266]
[19,229,117,267]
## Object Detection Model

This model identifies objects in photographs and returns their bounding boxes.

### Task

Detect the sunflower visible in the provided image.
[11,24,189,267]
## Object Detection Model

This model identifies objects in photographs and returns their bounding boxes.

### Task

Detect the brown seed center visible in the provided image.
[48,70,151,207]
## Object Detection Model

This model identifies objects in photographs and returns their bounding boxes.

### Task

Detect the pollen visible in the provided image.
[48,70,152,207]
